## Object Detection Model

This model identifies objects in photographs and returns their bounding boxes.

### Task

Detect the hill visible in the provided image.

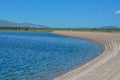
[0,20,49,28]
[99,26,118,29]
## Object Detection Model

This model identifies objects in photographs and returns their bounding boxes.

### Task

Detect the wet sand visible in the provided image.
[53,31,120,80]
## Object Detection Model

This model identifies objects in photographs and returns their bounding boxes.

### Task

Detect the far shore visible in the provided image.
[53,31,120,80]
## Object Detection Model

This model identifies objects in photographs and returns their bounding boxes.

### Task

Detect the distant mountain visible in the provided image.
[0,20,49,28]
[100,26,118,29]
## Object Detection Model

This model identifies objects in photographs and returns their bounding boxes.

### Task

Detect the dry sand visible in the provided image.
[53,31,120,80]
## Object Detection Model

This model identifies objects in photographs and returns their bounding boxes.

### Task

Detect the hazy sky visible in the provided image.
[0,0,120,28]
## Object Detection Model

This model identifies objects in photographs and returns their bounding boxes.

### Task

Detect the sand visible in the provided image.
[53,31,120,80]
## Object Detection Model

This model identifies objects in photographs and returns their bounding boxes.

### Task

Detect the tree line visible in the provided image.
[0,26,29,31]
[0,26,120,32]
[0,26,57,32]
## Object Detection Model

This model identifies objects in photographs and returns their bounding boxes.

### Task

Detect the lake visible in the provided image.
[0,31,102,80]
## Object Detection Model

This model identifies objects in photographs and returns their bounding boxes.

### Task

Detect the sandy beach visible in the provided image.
[53,31,120,80]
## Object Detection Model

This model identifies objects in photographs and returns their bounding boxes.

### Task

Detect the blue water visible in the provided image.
[0,31,102,80]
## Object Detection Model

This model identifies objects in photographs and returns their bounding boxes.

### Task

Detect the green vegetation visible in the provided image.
[0,27,29,31]
[0,26,120,32]
[0,27,56,32]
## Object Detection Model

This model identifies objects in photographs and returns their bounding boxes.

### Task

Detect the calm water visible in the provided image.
[0,31,102,80]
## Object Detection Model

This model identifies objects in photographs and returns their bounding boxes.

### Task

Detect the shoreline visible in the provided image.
[53,31,120,80]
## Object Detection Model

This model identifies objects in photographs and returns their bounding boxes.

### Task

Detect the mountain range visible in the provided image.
[99,26,118,29]
[0,20,119,29]
[0,20,49,28]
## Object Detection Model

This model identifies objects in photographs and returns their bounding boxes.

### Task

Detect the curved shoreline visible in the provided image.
[53,31,120,80]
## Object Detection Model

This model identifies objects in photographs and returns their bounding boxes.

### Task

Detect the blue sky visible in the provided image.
[0,0,120,28]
